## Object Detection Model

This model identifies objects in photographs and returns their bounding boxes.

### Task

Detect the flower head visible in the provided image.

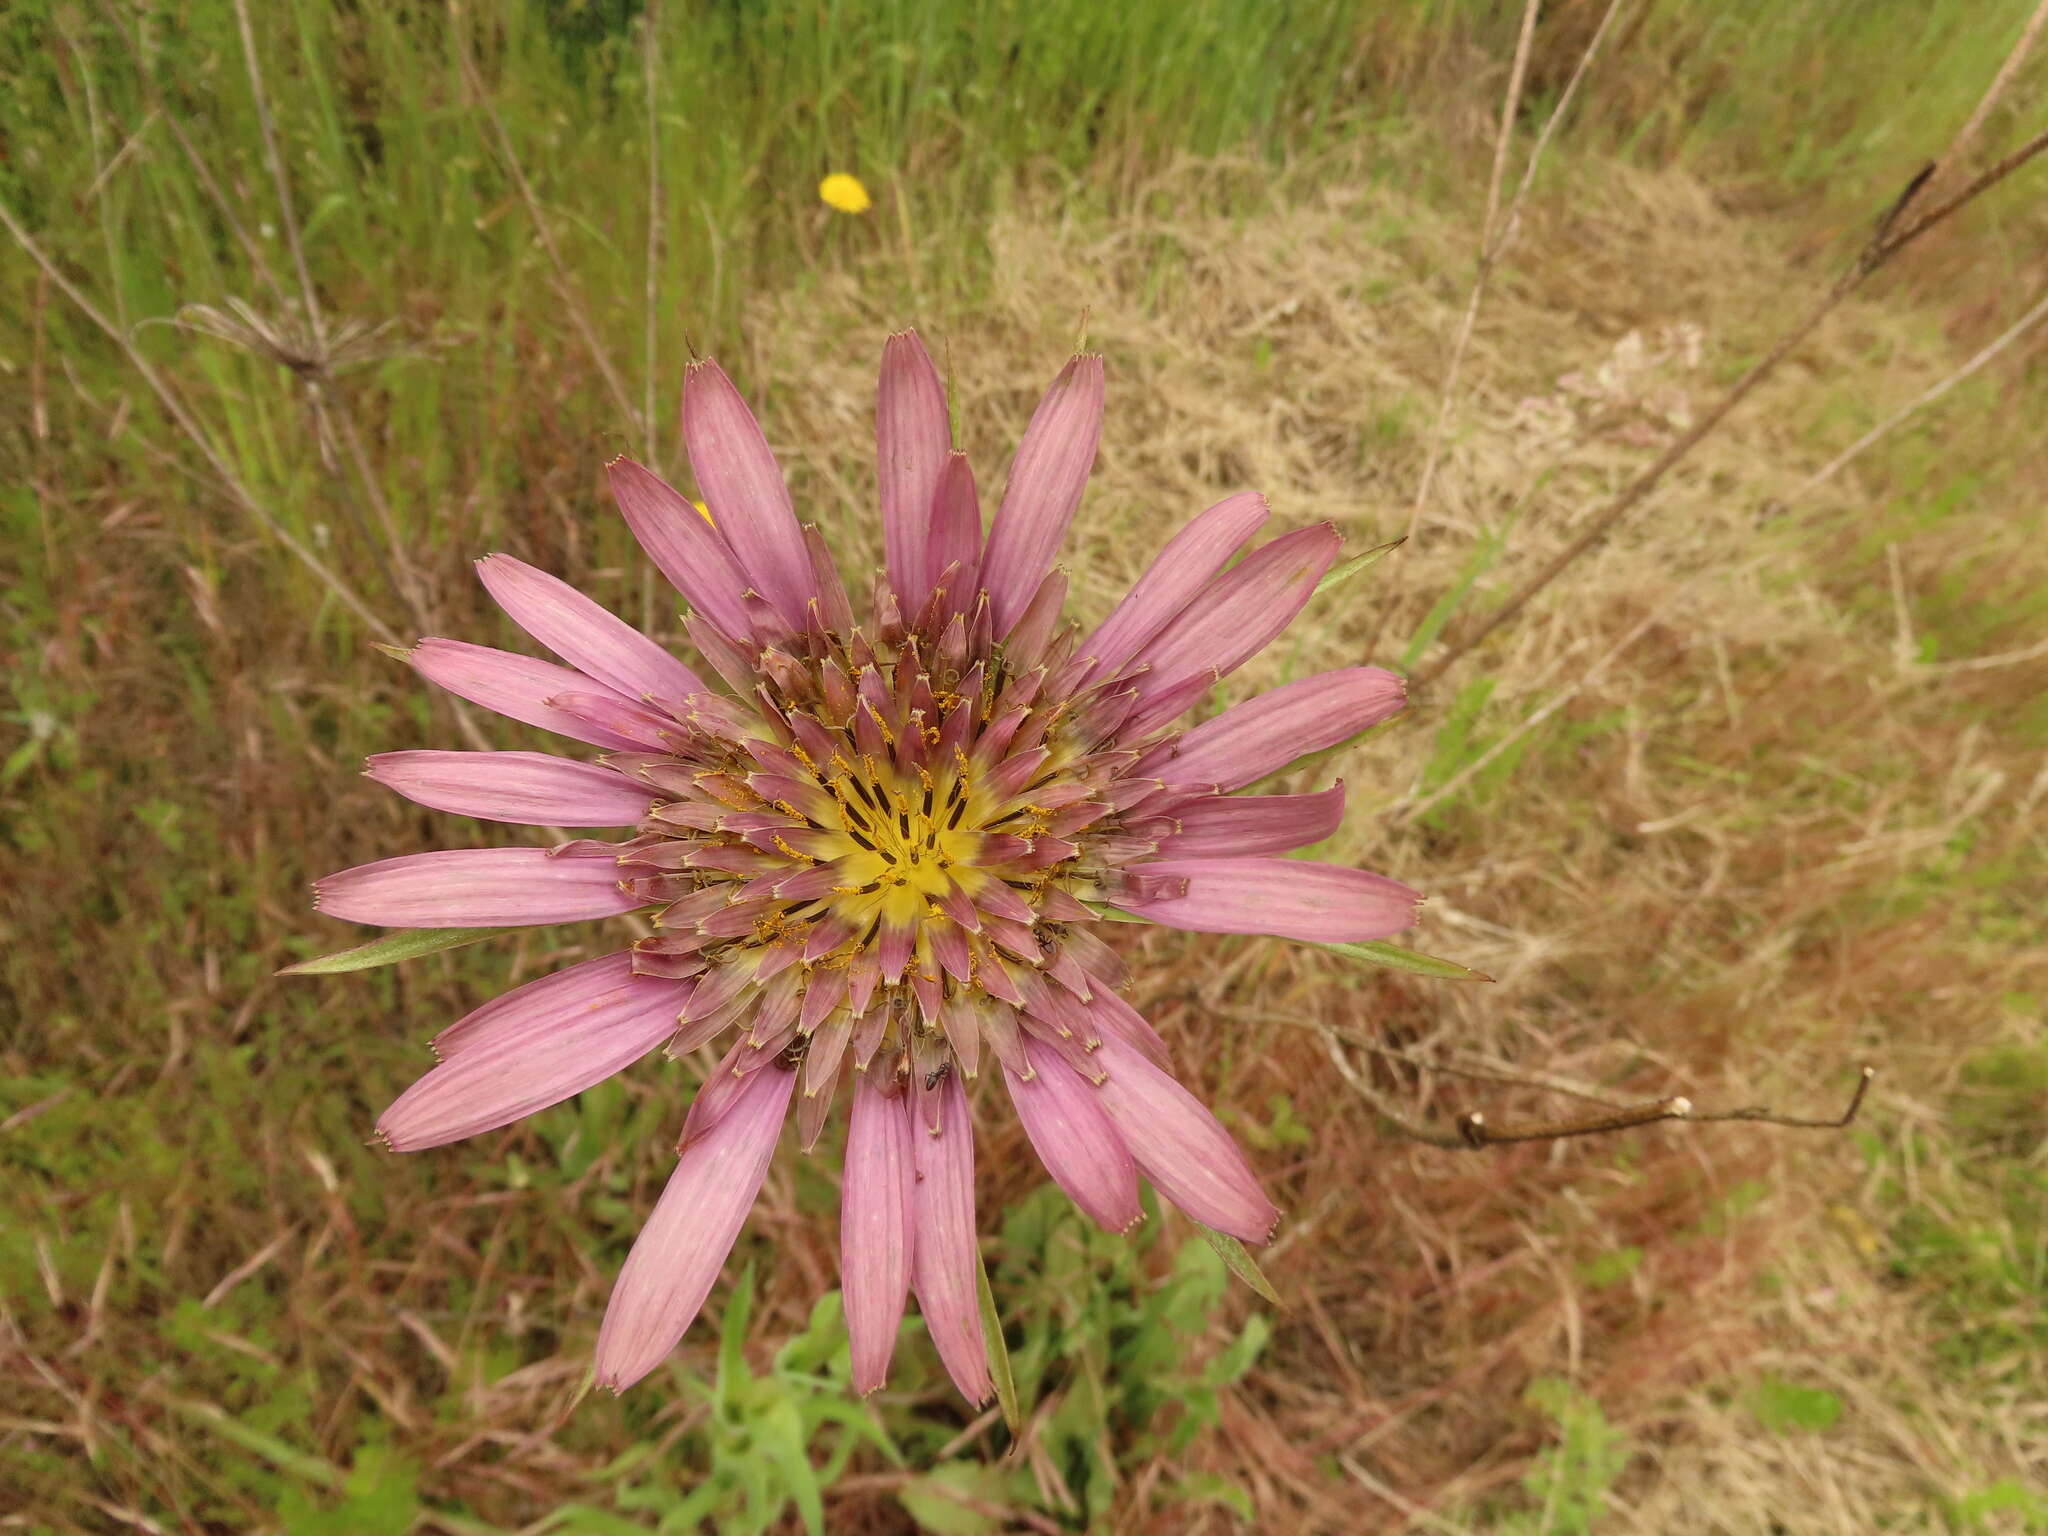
[316,332,1416,1400]
[818,173,873,214]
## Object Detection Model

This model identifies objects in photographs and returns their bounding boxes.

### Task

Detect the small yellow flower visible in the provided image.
[692,499,712,524]
[818,173,872,215]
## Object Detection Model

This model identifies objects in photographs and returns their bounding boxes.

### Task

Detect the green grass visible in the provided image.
[5,0,2047,1531]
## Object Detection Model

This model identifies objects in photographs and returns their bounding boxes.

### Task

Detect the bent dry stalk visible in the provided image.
[304,331,1420,1402]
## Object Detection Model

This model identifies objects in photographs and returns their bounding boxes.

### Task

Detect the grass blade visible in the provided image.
[1314,536,1405,596]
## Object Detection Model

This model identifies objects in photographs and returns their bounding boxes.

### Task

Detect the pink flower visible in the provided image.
[315,332,1416,1400]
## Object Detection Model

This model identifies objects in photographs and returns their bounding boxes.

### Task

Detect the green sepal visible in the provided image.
[1199,1226,1282,1306]
[1314,536,1405,596]
[1309,937,1492,982]
[973,1243,1021,1437]
[1083,906,1488,982]
[278,925,517,976]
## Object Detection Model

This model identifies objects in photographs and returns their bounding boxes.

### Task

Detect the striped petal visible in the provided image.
[682,359,817,631]
[313,845,641,928]
[877,330,954,611]
[1092,1030,1277,1242]
[910,1070,992,1404]
[842,1074,917,1395]
[1140,667,1407,790]
[379,952,687,1148]
[1128,523,1339,701]
[408,638,648,751]
[1121,856,1421,943]
[1156,784,1346,857]
[605,457,753,636]
[1005,1041,1143,1233]
[366,750,656,826]
[476,554,704,702]
[980,354,1105,635]
[926,452,982,608]
[1082,491,1269,677]
[594,1065,794,1391]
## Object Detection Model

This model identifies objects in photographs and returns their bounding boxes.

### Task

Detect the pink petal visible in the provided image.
[980,354,1105,634]
[1004,1041,1143,1233]
[1081,491,1270,677]
[1128,523,1339,701]
[926,452,982,607]
[432,948,645,1058]
[408,638,648,751]
[593,1065,794,1391]
[1120,856,1421,943]
[1156,784,1347,857]
[1092,1030,1277,1242]
[1140,667,1407,790]
[379,953,687,1148]
[841,1074,917,1395]
[910,1070,992,1404]
[877,330,954,611]
[313,846,642,927]
[682,359,817,631]
[366,750,656,826]
[605,457,753,637]
[476,554,703,702]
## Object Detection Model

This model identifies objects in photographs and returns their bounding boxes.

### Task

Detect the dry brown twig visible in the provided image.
[1398,0,1629,556]
[1414,95,2048,690]
[1320,1025,1877,1152]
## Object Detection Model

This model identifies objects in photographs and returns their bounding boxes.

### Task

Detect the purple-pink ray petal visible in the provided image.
[408,639,648,751]
[842,1074,917,1395]
[366,750,656,827]
[1081,491,1270,677]
[1126,523,1340,701]
[682,359,817,631]
[594,1065,794,1391]
[1092,1031,1278,1243]
[909,1070,992,1405]
[1140,667,1407,790]
[1120,856,1421,943]
[1156,784,1347,857]
[1005,1041,1143,1233]
[380,953,687,1148]
[877,330,954,611]
[927,454,982,608]
[475,553,704,702]
[606,458,753,637]
[314,845,644,928]
[981,354,1105,634]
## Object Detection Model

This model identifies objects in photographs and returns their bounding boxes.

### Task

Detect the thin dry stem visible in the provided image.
[1927,0,2048,198]
[1787,282,2048,502]
[232,0,325,356]
[642,0,664,467]
[1416,123,2048,689]
[450,1,643,435]
[0,196,397,644]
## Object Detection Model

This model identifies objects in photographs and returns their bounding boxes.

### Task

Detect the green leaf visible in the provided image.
[278,925,516,976]
[898,1465,1009,1535]
[1197,1226,1282,1306]
[1306,938,1492,983]
[973,1244,1021,1437]
[1087,906,1489,983]
[1748,1374,1842,1434]
[1314,536,1405,596]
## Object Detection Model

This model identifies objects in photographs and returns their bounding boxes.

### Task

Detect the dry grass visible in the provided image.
[6,130,2044,1535]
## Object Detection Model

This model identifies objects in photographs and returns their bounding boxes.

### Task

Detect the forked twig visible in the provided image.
[1458,1066,1876,1148]
[1320,1028,1875,1151]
